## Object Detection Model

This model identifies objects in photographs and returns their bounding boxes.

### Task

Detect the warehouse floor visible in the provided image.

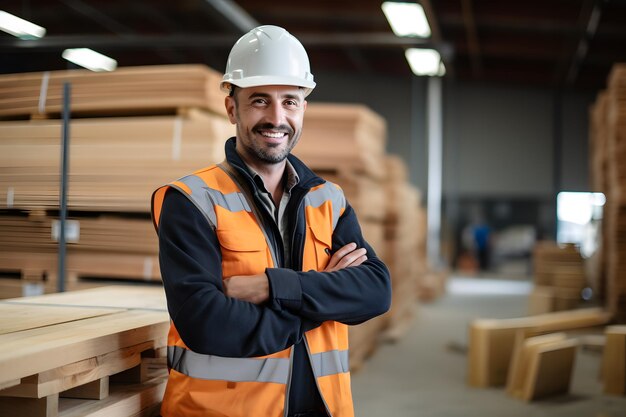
[350,276,626,417]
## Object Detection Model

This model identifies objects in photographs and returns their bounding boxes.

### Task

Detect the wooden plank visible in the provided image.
[467,307,610,387]
[0,304,122,335]
[521,338,578,401]
[0,340,163,399]
[603,325,626,395]
[6,285,167,311]
[0,310,169,386]
[506,332,567,398]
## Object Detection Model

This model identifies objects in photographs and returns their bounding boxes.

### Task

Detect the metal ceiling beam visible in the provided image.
[204,0,259,32]
[460,0,482,76]
[0,33,446,51]
[565,0,604,85]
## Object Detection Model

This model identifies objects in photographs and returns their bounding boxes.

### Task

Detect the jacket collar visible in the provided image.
[224,137,324,190]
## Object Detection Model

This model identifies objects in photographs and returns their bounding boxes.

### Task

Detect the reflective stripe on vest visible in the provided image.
[171,174,252,229]
[304,183,345,230]
[168,346,290,384]
[168,346,349,383]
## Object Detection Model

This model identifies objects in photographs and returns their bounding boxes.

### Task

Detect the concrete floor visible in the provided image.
[350,276,626,417]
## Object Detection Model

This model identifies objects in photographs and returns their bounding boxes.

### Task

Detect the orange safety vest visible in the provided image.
[152,162,354,417]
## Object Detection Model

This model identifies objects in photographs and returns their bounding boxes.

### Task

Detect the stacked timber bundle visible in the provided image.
[589,64,626,322]
[293,103,390,371]
[380,155,425,341]
[529,241,587,314]
[0,64,225,119]
[0,65,233,296]
[0,285,169,417]
[588,91,609,299]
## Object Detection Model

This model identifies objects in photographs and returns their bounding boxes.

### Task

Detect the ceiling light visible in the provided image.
[62,48,117,72]
[405,48,445,76]
[0,10,46,39]
[382,2,431,38]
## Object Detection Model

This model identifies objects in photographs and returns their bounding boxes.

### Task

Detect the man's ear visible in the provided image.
[225,96,237,124]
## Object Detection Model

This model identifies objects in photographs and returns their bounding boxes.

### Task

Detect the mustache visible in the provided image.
[252,123,294,135]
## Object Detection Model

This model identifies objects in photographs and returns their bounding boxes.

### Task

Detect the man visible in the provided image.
[151,25,391,417]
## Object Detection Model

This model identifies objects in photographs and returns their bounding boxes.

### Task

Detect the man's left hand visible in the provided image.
[223,274,269,304]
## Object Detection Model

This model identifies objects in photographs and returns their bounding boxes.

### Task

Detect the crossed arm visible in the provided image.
[223,242,368,304]
[158,189,390,357]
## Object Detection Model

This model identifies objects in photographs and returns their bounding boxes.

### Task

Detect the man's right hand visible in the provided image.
[324,242,368,272]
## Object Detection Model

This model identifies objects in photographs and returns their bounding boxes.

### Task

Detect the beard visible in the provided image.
[239,122,300,165]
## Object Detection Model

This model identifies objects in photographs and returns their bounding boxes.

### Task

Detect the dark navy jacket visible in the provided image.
[157,138,391,414]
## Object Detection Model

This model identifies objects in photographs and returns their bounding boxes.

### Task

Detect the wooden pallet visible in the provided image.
[0,251,161,290]
[0,286,169,417]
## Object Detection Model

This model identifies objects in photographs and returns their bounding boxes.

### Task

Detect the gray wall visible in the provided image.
[311,71,595,199]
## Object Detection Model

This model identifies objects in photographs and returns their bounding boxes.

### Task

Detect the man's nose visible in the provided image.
[265,103,285,126]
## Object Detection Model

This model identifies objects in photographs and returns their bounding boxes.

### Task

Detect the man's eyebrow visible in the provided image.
[247,92,303,101]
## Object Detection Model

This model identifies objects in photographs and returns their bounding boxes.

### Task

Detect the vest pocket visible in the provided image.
[217,229,270,276]
[308,225,332,270]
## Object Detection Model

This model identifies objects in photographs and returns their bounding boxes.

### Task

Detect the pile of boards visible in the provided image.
[0,285,169,417]
[589,63,626,322]
[0,65,233,297]
[293,103,431,369]
[529,241,586,314]
[467,307,612,401]
[0,64,435,374]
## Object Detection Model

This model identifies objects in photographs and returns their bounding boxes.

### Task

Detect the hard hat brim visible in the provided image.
[221,75,316,97]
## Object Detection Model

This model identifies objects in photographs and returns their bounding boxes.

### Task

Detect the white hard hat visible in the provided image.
[221,25,316,97]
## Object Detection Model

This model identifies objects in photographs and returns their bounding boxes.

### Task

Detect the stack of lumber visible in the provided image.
[0,285,169,417]
[0,65,225,119]
[590,90,610,196]
[380,155,426,341]
[588,64,626,322]
[0,109,230,212]
[603,325,626,395]
[506,332,578,401]
[530,241,587,314]
[0,65,233,293]
[601,64,626,322]
[295,104,387,180]
[293,103,396,369]
[589,90,610,303]
[467,307,610,388]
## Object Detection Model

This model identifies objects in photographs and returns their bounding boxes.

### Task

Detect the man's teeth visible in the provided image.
[261,131,285,138]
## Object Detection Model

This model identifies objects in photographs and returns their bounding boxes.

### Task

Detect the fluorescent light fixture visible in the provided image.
[62,48,117,72]
[382,2,431,38]
[405,48,445,76]
[0,10,46,39]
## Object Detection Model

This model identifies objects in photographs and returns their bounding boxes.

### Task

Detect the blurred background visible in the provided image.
[1,1,626,416]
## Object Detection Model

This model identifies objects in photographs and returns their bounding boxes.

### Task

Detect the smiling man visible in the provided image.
[151,25,391,417]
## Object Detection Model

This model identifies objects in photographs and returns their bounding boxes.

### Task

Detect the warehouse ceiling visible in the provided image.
[2,0,626,91]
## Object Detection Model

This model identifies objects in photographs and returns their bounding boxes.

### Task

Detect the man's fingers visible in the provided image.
[335,248,367,269]
[326,242,357,269]
[325,245,367,272]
